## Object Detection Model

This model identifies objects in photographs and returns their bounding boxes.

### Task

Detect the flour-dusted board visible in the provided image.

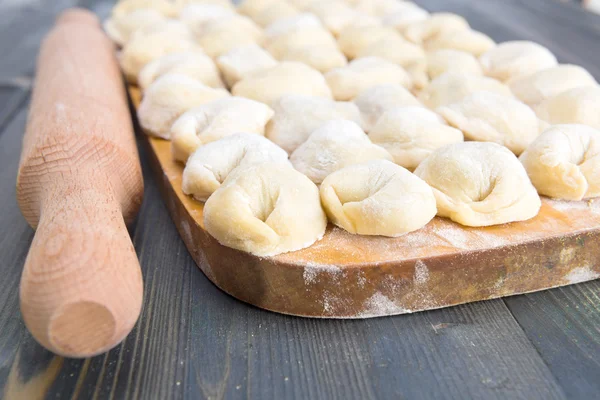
[129,87,600,318]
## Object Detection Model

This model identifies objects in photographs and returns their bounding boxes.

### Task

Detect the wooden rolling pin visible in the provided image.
[16,8,144,358]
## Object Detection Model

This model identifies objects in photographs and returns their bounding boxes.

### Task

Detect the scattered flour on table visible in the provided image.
[357,293,411,318]
[564,266,600,284]
[413,260,429,285]
[303,262,342,285]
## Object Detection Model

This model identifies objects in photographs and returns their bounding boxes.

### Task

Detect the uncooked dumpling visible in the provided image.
[418,72,512,109]
[437,91,542,155]
[138,51,224,90]
[369,107,464,170]
[479,41,558,82]
[253,1,298,27]
[216,45,278,88]
[354,0,425,17]
[325,57,412,101]
[279,45,347,73]
[264,13,323,39]
[265,27,337,59]
[197,15,264,58]
[170,97,274,162]
[353,84,422,131]
[320,159,437,236]
[232,62,332,105]
[119,22,200,83]
[404,12,469,44]
[305,0,359,36]
[137,74,230,139]
[535,86,600,130]
[414,142,541,227]
[237,0,276,18]
[112,0,177,17]
[519,124,600,201]
[266,95,363,153]
[426,49,483,80]
[290,120,392,183]
[104,9,165,47]
[425,29,495,56]
[355,35,426,74]
[337,25,400,59]
[182,133,289,201]
[204,162,327,256]
[178,4,234,33]
[382,7,429,33]
[508,64,597,106]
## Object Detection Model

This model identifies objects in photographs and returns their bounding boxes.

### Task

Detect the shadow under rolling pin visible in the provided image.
[16,8,144,358]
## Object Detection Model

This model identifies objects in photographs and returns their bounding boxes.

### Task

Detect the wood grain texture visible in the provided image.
[0,0,598,398]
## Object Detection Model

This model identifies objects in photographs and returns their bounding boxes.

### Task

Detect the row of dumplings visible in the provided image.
[107,0,600,256]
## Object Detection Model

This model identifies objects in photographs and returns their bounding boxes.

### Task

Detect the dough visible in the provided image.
[369,107,464,170]
[508,64,597,106]
[104,9,165,47]
[437,91,542,155]
[325,57,412,101]
[418,72,512,109]
[266,94,363,153]
[535,86,600,130]
[353,84,422,131]
[198,15,264,58]
[112,0,177,17]
[425,29,496,56]
[414,142,541,226]
[305,0,359,36]
[264,13,322,39]
[137,74,230,139]
[237,0,276,18]
[320,159,436,236]
[354,0,424,17]
[337,25,400,59]
[138,51,224,90]
[426,49,483,80]
[203,162,327,256]
[404,12,469,44]
[279,44,347,73]
[265,27,337,59]
[290,120,393,183]
[232,62,332,105]
[253,1,298,27]
[182,133,289,201]
[381,7,429,33]
[216,44,278,88]
[519,124,600,200]
[178,3,234,30]
[479,41,558,82]
[355,35,426,73]
[119,22,199,83]
[170,96,274,162]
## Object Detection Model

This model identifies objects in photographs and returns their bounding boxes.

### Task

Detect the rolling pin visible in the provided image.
[16,8,144,358]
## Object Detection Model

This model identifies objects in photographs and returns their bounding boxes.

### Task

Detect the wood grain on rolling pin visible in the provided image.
[16,9,143,357]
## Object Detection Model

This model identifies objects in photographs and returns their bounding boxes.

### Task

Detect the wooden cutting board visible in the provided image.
[129,87,600,318]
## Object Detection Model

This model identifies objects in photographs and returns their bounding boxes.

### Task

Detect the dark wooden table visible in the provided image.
[1,0,599,399]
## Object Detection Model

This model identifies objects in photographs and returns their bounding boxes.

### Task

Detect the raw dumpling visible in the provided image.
[369,107,464,170]
[337,25,400,59]
[382,7,429,33]
[425,30,495,56]
[325,57,412,101]
[320,159,437,236]
[290,120,392,183]
[119,22,200,83]
[253,1,298,27]
[479,41,558,82]
[354,0,423,17]
[266,95,363,153]
[437,91,542,155]
[198,15,264,58]
[138,51,224,90]
[112,0,177,17]
[426,49,483,80]
[279,44,347,73]
[137,74,230,139]
[535,86,600,130]
[170,97,274,162]
[305,0,359,36]
[355,35,426,74]
[265,27,337,59]
[237,0,277,18]
[178,4,235,33]
[414,142,541,226]
[418,72,512,109]
[232,62,332,105]
[104,9,165,46]
[404,12,469,44]
[508,64,597,106]
[204,162,327,256]
[519,124,600,200]
[353,84,422,131]
[182,133,289,201]
[264,13,323,39]
[216,45,278,88]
